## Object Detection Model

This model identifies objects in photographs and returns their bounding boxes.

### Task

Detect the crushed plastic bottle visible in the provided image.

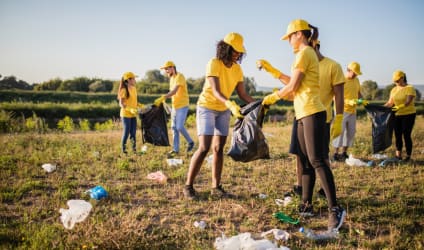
[42,163,56,173]
[193,220,207,229]
[86,185,108,200]
[299,227,338,241]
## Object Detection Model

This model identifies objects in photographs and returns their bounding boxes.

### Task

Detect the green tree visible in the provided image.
[34,78,63,91]
[58,77,91,92]
[89,79,114,92]
[187,77,205,94]
[361,80,378,100]
[0,76,32,90]
[243,76,257,95]
[143,69,167,84]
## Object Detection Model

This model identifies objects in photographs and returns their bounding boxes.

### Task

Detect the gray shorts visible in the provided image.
[196,106,231,136]
[332,112,357,148]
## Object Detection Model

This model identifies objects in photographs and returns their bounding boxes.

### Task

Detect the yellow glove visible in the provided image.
[225,100,243,119]
[330,114,343,139]
[392,103,405,112]
[153,95,166,106]
[137,103,145,109]
[256,59,282,79]
[356,98,369,106]
[125,107,138,115]
[262,92,281,106]
[345,99,357,106]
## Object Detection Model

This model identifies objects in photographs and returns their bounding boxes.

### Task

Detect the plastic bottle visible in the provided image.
[299,227,338,241]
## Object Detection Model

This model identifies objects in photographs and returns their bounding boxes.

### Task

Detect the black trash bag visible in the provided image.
[227,100,270,162]
[364,104,394,153]
[139,104,170,146]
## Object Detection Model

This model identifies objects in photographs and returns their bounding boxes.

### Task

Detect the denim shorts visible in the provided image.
[196,106,231,136]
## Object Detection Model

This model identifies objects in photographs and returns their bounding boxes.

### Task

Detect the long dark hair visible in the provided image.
[117,78,130,99]
[216,40,245,65]
[300,24,319,47]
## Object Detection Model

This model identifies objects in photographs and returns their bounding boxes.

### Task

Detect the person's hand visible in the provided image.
[154,95,166,106]
[392,103,405,112]
[262,92,281,106]
[125,107,138,115]
[345,99,357,106]
[356,98,369,106]
[137,103,145,109]
[256,59,282,79]
[224,100,243,119]
[330,114,343,139]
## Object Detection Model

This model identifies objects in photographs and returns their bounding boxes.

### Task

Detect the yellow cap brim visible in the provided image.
[281,34,289,40]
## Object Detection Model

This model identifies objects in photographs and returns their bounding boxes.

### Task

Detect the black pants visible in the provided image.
[297,111,337,208]
[394,113,416,156]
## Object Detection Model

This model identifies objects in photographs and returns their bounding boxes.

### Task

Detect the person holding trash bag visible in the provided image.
[384,70,416,161]
[259,40,345,197]
[261,19,345,232]
[154,61,195,157]
[332,62,368,162]
[183,32,255,199]
[118,72,144,154]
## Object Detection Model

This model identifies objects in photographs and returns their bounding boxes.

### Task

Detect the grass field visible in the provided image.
[1,116,423,249]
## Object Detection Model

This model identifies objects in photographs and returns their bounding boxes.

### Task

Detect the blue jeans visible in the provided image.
[121,117,137,152]
[171,106,193,152]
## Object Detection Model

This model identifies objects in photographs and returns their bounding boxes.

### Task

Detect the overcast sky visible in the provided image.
[1,0,423,88]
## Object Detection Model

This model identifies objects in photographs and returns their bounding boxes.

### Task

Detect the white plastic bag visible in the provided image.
[345,154,368,167]
[214,232,289,250]
[59,200,92,229]
[166,158,183,167]
[261,228,290,241]
[42,163,56,173]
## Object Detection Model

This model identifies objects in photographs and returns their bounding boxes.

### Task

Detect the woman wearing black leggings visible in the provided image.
[384,70,417,161]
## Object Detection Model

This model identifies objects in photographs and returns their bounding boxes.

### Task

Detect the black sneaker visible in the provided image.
[341,152,349,161]
[167,150,179,158]
[328,206,346,232]
[183,185,196,200]
[332,153,341,162]
[187,142,195,152]
[298,203,314,217]
[211,185,233,198]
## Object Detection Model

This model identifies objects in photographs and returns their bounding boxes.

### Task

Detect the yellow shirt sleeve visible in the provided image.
[292,47,325,120]
[343,77,360,114]
[319,57,345,122]
[391,85,416,116]
[197,58,243,111]
[170,73,189,109]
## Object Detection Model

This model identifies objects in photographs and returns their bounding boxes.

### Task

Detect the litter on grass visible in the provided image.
[166,158,183,167]
[193,220,207,229]
[86,185,108,200]
[345,154,368,167]
[214,232,290,250]
[261,228,290,241]
[42,163,56,173]
[59,200,92,229]
[146,171,168,183]
[275,196,292,207]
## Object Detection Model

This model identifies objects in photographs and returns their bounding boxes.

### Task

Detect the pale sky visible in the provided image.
[1,0,423,88]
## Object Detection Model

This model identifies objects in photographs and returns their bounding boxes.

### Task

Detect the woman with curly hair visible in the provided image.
[183,32,255,199]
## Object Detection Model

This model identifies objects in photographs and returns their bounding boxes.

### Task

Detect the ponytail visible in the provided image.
[117,78,130,100]
[308,24,319,47]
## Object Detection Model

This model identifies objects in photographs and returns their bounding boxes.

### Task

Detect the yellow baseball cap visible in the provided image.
[160,61,175,69]
[348,62,362,75]
[281,19,310,40]
[223,32,246,53]
[392,70,405,82]
[122,72,137,81]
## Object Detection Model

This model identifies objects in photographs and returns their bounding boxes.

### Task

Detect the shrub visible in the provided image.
[57,116,74,132]
[79,119,90,132]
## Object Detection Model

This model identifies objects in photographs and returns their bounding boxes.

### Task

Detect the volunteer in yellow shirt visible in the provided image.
[154,61,194,156]
[332,62,365,161]
[118,72,143,154]
[183,32,255,199]
[260,19,345,232]
[384,70,416,161]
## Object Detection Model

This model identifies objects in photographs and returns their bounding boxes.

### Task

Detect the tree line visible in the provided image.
[0,72,421,101]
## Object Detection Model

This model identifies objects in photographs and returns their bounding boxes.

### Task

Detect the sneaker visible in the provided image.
[183,185,196,200]
[167,150,179,158]
[328,206,346,232]
[332,153,341,162]
[341,152,349,161]
[211,185,233,198]
[187,142,195,152]
[298,203,314,217]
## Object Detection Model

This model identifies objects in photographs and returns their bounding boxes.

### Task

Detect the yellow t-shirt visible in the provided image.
[390,85,416,116]
[170,73,189,109]
[119,86,138,118]
[292,46,325,120]
[197,58,243,111]
[343,77,360,114]
[319,57,345,123]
